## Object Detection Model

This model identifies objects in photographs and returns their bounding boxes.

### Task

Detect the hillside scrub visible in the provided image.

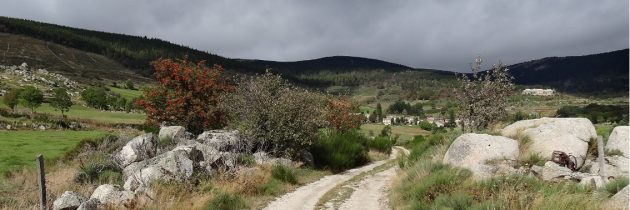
[220,72,327,157]
[391,130,610,210]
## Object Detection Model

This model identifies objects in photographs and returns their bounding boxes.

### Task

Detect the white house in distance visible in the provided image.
[382,117,392,125]
[522,88,554,96]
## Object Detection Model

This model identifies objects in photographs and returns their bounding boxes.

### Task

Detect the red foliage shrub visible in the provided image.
[326,96,363,133]
[136,58,234,134]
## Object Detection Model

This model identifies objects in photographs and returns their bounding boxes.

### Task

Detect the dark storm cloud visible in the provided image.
[0,0,627,72]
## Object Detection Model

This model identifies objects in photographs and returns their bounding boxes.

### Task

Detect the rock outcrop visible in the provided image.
[590,155,629,178]
[52,191,86,210]
[123,145,203,192]
[77,198,99,210]
[606,126,629,157]
[605,186,630,210]
[501,118,596,167]
[116,133,157,168]
[158,126,191,142]
[55,127,295,209]
[90,184,135,209]
[197,130,242,151]
[443,133,519,179]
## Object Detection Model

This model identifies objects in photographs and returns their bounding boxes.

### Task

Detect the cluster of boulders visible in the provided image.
[0,62,80,96]
[52,126,291,210]
[443,118,629,206]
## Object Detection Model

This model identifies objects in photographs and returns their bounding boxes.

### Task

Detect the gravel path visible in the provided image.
[263,146,408,210]
[336,166,397,210]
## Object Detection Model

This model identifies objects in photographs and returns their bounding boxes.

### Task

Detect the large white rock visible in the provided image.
[77,198,99,210]
[158,126,190,141]
[501,118,596,167]
[539,161,591,181]
[606,126,629,157]
[605,185,629,210]
[196,130,241,151]
[53,191,86,210]
[90,184,135,209]
[116,133,157,168]
[123,145,203,192]
[590,155,629,178]
[443,133,519,179]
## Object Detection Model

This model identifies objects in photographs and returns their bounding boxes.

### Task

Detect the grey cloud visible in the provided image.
[0,0,627,72]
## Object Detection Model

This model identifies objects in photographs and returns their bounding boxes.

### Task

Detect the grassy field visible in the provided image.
[0,99,146,124]
[0,130,108,175]
[360,123,430,142]
[109,86,144,100]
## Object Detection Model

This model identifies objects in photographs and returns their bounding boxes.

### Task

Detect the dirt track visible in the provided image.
[263,146,409,210]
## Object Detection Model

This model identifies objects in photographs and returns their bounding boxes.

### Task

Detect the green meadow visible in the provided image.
[0,130,108,175]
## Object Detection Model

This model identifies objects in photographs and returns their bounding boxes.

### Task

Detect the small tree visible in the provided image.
[376,103,383,121]
[50,88,73,117]
[454,57,515,131]
[220,72,327,157]
[19,86,43,116]
[81,87,108,110]
[368,111,377,123]
[125,79,135,90]
[3,88,20,112]
[137,58,233,134]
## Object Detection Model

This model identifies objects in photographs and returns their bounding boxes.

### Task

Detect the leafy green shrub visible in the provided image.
[221,72,328,157]
[310,131,369,172]
[271,165,298,184]
[205,192,248,210]
[367,136,394,154]
[605,177,629,195]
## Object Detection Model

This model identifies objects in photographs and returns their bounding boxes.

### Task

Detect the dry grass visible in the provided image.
[0,162,94,210]
[368,150,389,162]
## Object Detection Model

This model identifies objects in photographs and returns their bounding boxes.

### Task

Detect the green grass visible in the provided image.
[1,98,145,124]
[0,130,108,175]
[595,124,615,142]
[204,191,248,210]
[360,124,430,142]
[271,165,298,184]
[109,86,144,100]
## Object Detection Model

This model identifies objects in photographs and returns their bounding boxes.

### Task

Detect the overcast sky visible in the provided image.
[0,0,627,72]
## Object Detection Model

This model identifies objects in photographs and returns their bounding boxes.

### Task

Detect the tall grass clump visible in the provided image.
[406,134,445,163]
[367,136,395,154]
[75,152,122,185]
[271,165,298,184]
[310,130,368,172]
[204,191,248,210]
[605,176,629,195]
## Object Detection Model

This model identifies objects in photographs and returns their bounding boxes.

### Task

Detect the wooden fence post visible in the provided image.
[37,154,46,210]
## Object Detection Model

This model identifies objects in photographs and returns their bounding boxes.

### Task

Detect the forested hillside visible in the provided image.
[506,49,629,94]
[0,16,259,76]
